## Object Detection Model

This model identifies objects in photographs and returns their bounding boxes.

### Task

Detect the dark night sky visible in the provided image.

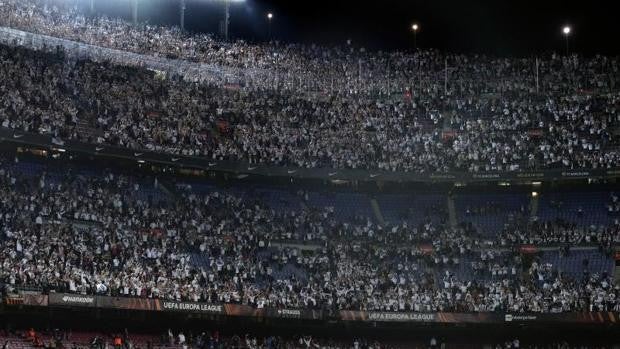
[92,0,617,56]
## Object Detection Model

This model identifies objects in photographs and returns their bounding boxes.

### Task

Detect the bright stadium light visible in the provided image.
[562,25,571,56]
[562,26,571,35]
[266,12,274,39]
[411,22,420,50]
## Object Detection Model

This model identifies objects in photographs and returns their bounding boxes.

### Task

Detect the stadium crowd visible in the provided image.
[2,328,619,349]
[498,220,620,247]
[1,0,619,96]
[0,0,619,173]
[1,157,619,314]
[2,328,402,349]
[0,43,619,173]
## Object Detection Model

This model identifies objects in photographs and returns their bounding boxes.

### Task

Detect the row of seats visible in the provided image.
[538,191,615,226]
[540,250,615,279]
[179,182,619,233]
[5,158,619,233]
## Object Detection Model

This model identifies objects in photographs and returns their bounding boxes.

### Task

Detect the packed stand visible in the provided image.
[1,329,619,349]
[1,0,619,98]
[0,43,619,173]
[1,156,619,313]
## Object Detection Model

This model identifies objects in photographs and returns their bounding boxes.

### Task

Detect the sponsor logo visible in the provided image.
[367,312,435,322]
[171,157,180,162]
[472,173,501,179]
[161,301,222,313]
[287,170,297,174]
[134,152,144,157]
[13,134,24,139]
[95,146,105,152]
[516,173,544,178]
[428,174,457,180]
[61,295,94,304]
[247,166,257,171]
[505,314,537,322]
[369,174,380,178]
[561,171,589,177]
[208,162,217,167]
[277,309,301,317]
[328,172,338,177]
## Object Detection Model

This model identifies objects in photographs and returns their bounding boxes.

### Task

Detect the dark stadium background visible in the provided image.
[92,0,617,56]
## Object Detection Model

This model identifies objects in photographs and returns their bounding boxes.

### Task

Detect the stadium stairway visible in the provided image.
[299,195,310,211]
[615,247,620,284]
[530,191,539,219]
[370,198,386,225]
[157,177,182,199]
[447,195,457,228]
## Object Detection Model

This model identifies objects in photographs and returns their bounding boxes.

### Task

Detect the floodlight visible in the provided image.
[563,26,571,35]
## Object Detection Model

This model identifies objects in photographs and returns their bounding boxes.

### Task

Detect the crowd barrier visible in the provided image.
[6,293,620,324]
